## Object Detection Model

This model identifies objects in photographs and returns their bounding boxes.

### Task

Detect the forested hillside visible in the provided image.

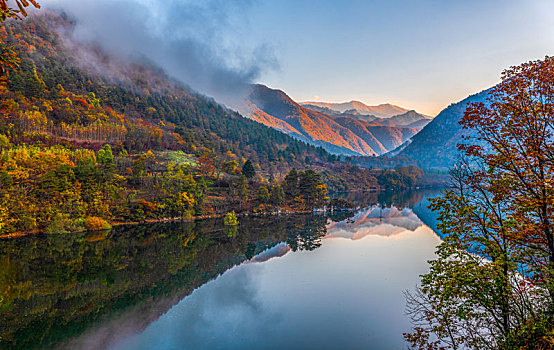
[3,13,329,169]
[396,89,490,169]
[0,12,423,236]
[240,84,420,156]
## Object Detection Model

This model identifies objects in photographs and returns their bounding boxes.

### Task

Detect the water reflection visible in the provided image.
[0,190,443,350]
[330,189,442,235]
[106,205,442,349]
[327,205,424,239]
[0,215,327,350]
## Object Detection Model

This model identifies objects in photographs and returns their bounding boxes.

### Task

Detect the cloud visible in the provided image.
[44,0,278,100]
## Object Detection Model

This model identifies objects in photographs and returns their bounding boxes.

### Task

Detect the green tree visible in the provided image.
[257,186,269,203]
[224,210,238,226]
[270,185,285,206]
[283,168,299,199]
[97,144,114,167]
[97,144,115,176]
[237,175,249,204]
[242,159,255,179]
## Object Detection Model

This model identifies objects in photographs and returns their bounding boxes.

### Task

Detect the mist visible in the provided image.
[45,0,278,102]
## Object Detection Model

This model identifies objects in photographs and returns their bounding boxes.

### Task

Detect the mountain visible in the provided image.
[238,84,420,156]
[388,110,433,127]
[303,101,411,118]
[3,12,333,170]
[405,118,432,130]
[396,89,491,169]
[303,102,431,127]
[301,101,429,119]
[247,85,378,156]
[301,104,377,122]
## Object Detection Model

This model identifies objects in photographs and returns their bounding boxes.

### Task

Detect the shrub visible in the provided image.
[0,134,10,148]
[224,211,238,226]
[45,213,74,234]
[74,217,86,230]
[84,216,112,231]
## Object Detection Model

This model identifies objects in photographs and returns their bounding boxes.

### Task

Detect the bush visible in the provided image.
[0,134,10,149]
[84,217,112,231]
[45,213,74,234]
[73,217,86,230]
[18,215,37,232]
[224,211,238,226]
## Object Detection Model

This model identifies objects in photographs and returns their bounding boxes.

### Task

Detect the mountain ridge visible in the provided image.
[234,84,421,157]
[395,89,492,169]
[302,100,430,119]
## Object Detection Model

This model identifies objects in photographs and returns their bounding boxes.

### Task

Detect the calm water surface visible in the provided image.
[0,190,443,350]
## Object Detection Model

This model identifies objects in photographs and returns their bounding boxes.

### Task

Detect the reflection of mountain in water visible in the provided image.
[0,190,443,350]
[327,205,424,240]
[248,242,290,263]
[412,195,442,237]
[107,198,442,350]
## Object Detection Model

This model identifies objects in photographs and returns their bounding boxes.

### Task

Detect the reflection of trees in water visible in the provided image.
[331,189,444,209]
[286,217,328,252]
[377,190,424,208]
[327,210,355,223]
[0,214,328,350]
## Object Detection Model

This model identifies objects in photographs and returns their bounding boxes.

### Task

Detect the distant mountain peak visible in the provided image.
[234,85,422,157]
[300,100,416,119]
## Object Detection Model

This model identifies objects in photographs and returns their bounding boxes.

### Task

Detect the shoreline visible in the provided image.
[0,208,320,240]
[0,187,441,240]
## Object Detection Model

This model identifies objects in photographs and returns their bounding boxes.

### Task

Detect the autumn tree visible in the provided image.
[405,161,534,349]
[1,0,40,20]
[406,56,554,348]
[197,150,217,178]
[0,0,40,86]
[460,56,554,312]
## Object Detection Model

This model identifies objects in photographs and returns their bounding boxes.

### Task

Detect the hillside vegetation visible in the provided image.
[0,12,423,236]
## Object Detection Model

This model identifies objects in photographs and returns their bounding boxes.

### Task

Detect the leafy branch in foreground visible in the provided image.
[1,1,40,21]
[0,0,39,85]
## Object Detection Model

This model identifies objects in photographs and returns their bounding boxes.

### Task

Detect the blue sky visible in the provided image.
[244,0,554,115]
[50,0,554,116]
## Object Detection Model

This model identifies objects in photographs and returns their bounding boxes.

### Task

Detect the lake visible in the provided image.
[0,190,443,350]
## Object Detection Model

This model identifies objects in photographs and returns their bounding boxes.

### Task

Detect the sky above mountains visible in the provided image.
[47,0,554,116]
[251,0,554,115]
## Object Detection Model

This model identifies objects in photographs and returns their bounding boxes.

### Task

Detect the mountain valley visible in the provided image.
[233,84,431,157]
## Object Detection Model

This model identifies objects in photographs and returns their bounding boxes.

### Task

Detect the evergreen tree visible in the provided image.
[241,159,255,178]
[283,168,299,198]
[270,185,285,206]
[257,186,269,203]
